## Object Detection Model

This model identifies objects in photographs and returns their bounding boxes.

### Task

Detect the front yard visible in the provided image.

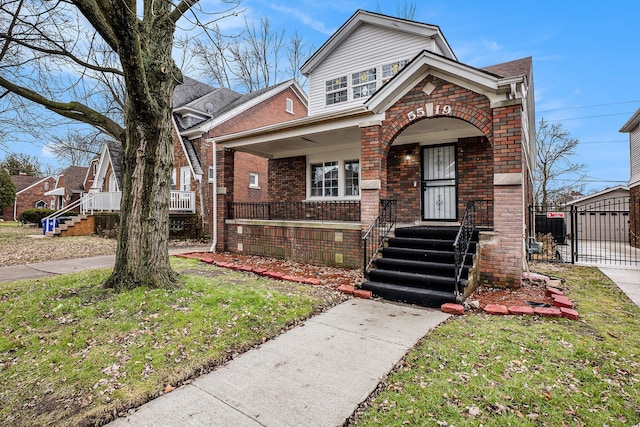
[0,257,345,426]
[349,265,640,426]
[0,222,116,266]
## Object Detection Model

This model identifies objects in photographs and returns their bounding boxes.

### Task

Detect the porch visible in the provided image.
[80,191,196,214]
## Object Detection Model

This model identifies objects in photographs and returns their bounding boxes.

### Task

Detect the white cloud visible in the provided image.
[267,4,336,36]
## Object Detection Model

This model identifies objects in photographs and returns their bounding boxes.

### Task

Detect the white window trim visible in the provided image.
[249,172,260,189]
[325,60,408,106]
[285,98,294,114]
[306,149,361,201]
[180,166,191,192]
[208,166,215,183]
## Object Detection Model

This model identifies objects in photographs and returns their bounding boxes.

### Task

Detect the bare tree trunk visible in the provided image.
[104,6,179,291]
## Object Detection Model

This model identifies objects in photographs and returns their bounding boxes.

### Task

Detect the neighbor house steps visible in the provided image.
[45,214,93,237]
[361,226,479,307]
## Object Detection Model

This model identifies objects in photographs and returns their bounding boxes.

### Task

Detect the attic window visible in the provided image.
[352,69,376,99]
[325,76,347,105]
[382,60,407,82]
[286,98,294,114]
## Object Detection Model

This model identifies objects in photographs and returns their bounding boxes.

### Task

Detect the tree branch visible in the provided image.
[70,0,119,50]
[0,74,124,142]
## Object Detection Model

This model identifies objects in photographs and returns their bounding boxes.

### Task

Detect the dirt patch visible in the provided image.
[181,252,363,289]
[468,281,552,308]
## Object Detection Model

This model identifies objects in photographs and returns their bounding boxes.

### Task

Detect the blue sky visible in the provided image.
[232,0,640,194]
[6,0,639,194]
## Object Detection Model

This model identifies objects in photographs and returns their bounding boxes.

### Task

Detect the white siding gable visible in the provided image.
[307,23,437,116]
[630,125,640,187]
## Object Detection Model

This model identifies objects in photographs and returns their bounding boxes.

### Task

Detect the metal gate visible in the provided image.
[528,196,640,266]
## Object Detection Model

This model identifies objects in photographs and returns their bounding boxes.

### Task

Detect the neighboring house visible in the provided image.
[212,9,536,291]
[2,174,57,221]
[44,165,89,210]
[83,76,308,236]
[620,108,640,247]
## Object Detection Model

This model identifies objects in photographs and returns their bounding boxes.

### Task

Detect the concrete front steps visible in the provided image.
[46,215,95,237]
[361,226,479,308]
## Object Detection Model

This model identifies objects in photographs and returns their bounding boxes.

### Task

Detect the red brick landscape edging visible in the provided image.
[176,253,370,299]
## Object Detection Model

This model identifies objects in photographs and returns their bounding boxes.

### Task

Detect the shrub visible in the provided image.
[19,208,57,226]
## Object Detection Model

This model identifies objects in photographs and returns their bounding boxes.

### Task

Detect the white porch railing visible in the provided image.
[81,191,195,214]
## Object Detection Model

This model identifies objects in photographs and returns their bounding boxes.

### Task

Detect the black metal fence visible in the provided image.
[529,196,639,266]
[228,201,361,222]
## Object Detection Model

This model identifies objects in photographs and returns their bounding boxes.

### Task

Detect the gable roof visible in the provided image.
[58,165,89,193]
[364,50,531,114]
[620,108,640,133]
[12,175,55,195]
[564,185,629,206]
[173,76,219,108]
[105,139,124,188]
[173,77,241,131]
[11,174,40,192]
[301,9,456,75]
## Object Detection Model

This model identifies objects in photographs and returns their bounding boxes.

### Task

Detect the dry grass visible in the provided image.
[0,222,117,266]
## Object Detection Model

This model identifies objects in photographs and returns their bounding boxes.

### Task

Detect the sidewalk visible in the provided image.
[599,266,640,307]
[108,298,450,427]
[0,246,210,283]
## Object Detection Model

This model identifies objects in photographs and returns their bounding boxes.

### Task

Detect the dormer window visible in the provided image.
[352,69,376,99]
[325,76,347,105]
[382,60,407,82]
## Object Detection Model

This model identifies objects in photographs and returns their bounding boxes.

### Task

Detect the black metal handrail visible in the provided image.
[453,200,477,296]
[228,201,361,222]
[362,199,397,276]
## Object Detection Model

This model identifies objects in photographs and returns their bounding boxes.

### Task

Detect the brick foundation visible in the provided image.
[225,220,362,268]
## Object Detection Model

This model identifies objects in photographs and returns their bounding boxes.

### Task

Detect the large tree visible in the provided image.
[0,0,238,290]
[0,168,16,212]
[534,118,587,207]
[0,152,41,176]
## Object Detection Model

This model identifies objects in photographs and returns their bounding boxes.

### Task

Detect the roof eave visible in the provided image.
[620,108,640,133]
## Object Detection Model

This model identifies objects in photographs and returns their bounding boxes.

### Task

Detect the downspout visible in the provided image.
[209,142,218,252]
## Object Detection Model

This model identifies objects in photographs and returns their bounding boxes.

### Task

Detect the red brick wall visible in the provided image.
[234,151,268,202]
[225,222,362,268]
[209,88,307,137]
[457,136,494,225]
[3,177,57,221]
[387,143,421,223]
[268,156,306,201]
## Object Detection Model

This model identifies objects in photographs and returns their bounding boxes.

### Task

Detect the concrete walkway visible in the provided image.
[108,298,450,427]
[599,266,640,307]
[0,246,210,283]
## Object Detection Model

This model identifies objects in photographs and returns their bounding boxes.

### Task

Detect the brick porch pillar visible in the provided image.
[359,121,387,228]
[481,105,525,287]
[215,146,234,252]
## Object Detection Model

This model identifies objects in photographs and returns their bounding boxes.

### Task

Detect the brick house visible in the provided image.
[2,174,57,222]
[44,165,88,210]
[84,77,308,237]
[211,10,536,305]
[620,108,640,247]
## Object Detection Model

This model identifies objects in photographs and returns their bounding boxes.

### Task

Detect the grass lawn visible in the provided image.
[0,257,343,426]
[351,265,640,426]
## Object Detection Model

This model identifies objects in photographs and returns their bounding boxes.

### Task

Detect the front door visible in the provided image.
[422,144,457,220]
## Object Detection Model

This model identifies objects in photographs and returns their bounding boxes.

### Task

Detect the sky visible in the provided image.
[4,0,640,195]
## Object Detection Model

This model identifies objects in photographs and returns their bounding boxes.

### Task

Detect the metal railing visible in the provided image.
[453,200,477,296]
[80,191,196,214]
[42,193,97,232]
[228,201,361,222]
[362,199,397,275]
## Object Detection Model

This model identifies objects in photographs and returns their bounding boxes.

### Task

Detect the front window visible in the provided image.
[35,200,46,209]
[311,162,339,197]
[325,76,347,105]
[352,69,376,99]
[171,168,177,190]
[344,160,360,196]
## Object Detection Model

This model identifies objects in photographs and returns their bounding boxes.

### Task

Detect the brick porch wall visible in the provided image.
[225,221,362,268]
[268,156,306,201]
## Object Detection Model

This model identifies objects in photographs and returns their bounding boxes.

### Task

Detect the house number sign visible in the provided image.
[407,102,452,121]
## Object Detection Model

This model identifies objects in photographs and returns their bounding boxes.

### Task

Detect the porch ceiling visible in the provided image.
[220,114,483,159]
[394,117,484,146]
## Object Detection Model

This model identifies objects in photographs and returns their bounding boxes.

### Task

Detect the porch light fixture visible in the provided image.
[405,154,411,161]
